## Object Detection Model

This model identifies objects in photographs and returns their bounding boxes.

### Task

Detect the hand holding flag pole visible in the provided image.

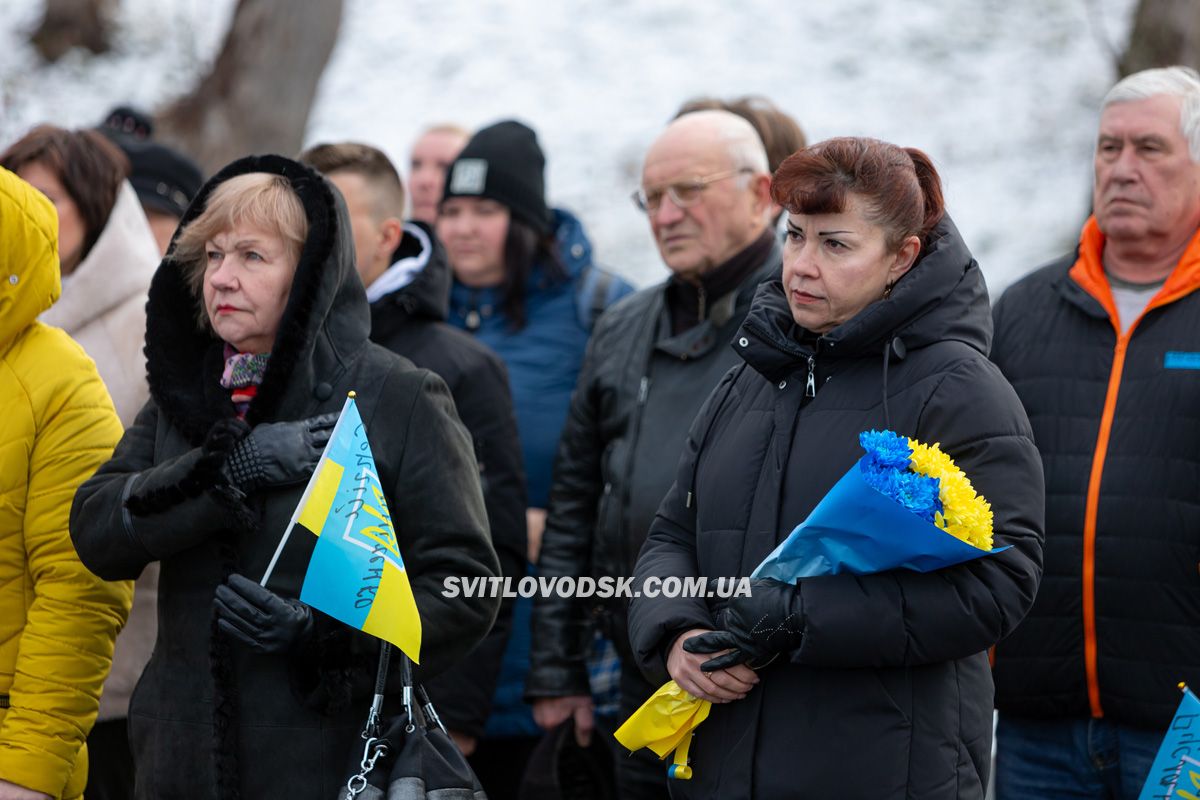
[260,391,423,664]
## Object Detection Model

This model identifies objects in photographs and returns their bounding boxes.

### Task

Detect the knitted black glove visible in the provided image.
[683,578,804,671]
[221,412,338,491]
[214,574,315,654]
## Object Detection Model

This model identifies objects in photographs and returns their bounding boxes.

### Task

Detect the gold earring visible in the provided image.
[883,282,894,300]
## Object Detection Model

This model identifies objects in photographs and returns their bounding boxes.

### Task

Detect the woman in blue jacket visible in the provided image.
[438,119,632,795]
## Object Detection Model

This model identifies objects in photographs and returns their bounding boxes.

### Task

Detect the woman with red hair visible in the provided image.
[627,138,1045,799]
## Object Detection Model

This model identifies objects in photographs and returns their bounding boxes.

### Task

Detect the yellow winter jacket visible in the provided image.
[0,167,132,799]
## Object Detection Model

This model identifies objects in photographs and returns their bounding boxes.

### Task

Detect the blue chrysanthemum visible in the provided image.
[859,430,912,471]
[858,429,943,523]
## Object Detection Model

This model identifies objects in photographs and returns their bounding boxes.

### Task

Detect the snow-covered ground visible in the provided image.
[1,0,1137,295]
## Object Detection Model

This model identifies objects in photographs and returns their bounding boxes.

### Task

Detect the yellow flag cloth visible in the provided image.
[614,680,711,780]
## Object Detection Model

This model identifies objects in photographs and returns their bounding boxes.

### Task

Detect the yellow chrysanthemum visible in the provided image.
[906,438,994,550]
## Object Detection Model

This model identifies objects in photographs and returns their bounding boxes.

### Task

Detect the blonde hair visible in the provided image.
[171,172,308,326]
[419,122,470,140]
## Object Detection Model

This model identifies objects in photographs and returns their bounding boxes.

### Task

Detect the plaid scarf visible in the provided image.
[219,344,270,418]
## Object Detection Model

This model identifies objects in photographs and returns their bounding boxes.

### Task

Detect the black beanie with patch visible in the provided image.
[442,120,553,235]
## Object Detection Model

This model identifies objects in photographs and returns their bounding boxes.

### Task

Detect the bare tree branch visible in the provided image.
[29,0,116,62]
[156,0,344,174]
[1119,0,1200,77]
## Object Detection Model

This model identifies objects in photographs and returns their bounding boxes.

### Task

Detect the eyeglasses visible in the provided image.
[631,168,754,214]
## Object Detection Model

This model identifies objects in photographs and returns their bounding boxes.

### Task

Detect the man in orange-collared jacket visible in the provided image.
[990,66,1200,799]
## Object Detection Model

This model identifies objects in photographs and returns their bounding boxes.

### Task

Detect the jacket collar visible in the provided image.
[665,229,778,333]
[369,220,449,321]
[41,182,160,334]
[655,238,781,360]
[1068,215,1200,328]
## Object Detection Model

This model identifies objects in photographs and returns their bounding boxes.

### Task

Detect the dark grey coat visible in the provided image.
[627,218,1044,799]
[70,155,499,799]
[527,243,780,699]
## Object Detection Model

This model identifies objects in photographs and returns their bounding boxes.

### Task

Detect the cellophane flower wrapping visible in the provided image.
[618,430,1005,780]
[752,429,1004,581]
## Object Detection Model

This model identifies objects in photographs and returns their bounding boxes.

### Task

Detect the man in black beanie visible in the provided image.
[443,120,555,236]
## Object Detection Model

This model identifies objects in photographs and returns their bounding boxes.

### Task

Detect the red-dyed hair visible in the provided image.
[770,137,944,250]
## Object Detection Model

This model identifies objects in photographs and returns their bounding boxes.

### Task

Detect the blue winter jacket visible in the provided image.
[448,208,633,509]
[448,208,633,738]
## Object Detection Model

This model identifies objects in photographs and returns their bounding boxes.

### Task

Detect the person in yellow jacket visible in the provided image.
[0,166,132,799]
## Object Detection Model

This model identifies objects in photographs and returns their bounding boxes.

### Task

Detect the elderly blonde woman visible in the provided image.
[70,155,500,799]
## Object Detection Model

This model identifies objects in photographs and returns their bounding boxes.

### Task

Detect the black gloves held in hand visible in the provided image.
[683,578,804,671]
[222,412,338,491]
[214,574,314,654]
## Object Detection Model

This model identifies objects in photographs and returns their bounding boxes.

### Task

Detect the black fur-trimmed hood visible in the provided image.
[144,154,368,443]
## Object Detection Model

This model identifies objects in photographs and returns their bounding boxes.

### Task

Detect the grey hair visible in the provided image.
[1102,66,1200,161]
[673,109,770,176]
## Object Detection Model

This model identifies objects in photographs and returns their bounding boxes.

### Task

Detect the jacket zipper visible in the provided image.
[1062,229,1200,720]
[621,374,653,569]
[1079,300,1166,718]
[1081,336,1126,718]
[740,320,822,398]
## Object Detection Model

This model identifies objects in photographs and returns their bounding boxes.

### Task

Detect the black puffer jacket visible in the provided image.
[527,241,779,699]
[369,220,526,738]
[991,219,1200,729]
[627,218,1044,800]
[70,156,500,799]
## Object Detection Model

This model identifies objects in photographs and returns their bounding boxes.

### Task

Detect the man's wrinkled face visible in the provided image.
[1094,94,1200,245]
[640,127,766,282]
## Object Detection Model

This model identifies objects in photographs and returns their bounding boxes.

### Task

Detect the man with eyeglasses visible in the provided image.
[526,109,780,798]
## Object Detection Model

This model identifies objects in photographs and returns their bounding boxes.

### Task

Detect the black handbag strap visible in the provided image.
[364,642,394,738]
[344,643,481,799]
[346,642,408,798]
[365,643,447,739]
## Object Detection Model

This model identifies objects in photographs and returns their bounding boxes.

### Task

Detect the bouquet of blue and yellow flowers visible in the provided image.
[615,429,1006,779]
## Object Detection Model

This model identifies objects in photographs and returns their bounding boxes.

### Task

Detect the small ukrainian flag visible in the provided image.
[263,394,421,663]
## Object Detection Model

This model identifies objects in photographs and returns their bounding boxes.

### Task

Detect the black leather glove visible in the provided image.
[683,578,804,671]
[214,574,315,654]
[222,412,338,491]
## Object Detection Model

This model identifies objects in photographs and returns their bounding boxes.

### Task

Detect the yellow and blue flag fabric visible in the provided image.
[1139,684,1200,799]
[615,681,710,780]
[264,395,421,663]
